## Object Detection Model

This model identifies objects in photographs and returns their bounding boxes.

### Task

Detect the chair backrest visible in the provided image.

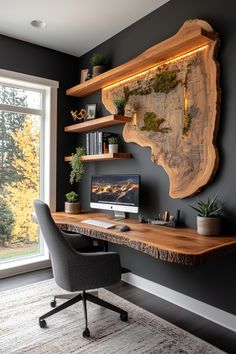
[33,200,77,290]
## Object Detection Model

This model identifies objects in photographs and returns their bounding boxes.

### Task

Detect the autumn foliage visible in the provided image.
[3,117,40,244]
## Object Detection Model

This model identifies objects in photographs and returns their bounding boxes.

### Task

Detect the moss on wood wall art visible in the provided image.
[140,112,170,133]
[122,69,180,98]
[102,20,220,199]
[152,70,180,94]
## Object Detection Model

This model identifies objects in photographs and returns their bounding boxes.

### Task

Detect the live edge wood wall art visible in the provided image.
[102,20,220,198]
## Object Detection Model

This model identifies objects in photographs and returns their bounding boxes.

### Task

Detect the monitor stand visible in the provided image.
[111,211,126,221]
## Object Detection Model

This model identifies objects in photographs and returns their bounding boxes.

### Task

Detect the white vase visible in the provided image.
[108,144,118,153]
[197,216,221,236]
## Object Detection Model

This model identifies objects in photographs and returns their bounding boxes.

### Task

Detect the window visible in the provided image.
[0,69,58,277]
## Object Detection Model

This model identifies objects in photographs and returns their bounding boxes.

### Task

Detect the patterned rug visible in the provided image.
[0,279,224,354]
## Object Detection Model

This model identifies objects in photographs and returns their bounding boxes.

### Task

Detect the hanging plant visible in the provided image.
[69,147,86,184]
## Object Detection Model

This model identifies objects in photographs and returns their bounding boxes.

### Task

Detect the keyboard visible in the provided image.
[81,219,116,229]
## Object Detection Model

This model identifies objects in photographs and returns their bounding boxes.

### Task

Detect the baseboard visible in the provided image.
[122,272,236,332]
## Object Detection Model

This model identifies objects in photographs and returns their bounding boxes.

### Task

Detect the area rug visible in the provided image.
[0,279,224,354]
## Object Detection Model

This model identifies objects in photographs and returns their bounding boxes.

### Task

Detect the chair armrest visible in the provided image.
[62,231,94,250]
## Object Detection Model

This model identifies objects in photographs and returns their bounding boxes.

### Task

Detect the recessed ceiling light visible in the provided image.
[30,20,47,29]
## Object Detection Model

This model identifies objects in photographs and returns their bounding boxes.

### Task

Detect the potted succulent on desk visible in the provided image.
[65,191,81,214]
[90,52,107,77]
[108,136,119,154]
[190,194,222,236]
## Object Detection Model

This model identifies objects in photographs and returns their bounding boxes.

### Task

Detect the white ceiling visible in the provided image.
[0,0,169,57]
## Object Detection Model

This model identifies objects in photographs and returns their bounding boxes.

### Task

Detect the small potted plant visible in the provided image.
[65,191,81,214]
[90,53,107,77]
[108,136,119,154]
[190,194,222,236]
[69,147,85,184]
[113,96,128,116]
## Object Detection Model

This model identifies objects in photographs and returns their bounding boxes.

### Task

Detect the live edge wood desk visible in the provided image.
[52,212,236,266]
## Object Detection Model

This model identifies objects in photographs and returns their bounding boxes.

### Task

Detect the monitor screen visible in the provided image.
[90,175,140,214]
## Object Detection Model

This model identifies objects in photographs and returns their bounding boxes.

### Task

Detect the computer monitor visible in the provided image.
[90,175,140,220]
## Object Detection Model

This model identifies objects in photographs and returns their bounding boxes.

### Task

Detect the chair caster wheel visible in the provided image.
[50,300,56,308]
[120,312,128,322]
[83,328,90,338]
[39,319,47,328]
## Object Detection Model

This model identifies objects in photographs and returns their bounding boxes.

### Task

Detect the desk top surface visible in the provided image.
[52,211,236,266]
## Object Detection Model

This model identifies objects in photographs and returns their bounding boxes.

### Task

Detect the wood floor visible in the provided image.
[0,268,235,354]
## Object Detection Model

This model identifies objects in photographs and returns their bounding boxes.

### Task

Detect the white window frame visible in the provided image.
[0,69,58,278]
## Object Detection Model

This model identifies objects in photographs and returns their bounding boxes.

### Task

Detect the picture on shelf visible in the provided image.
[80,69,89,83]
[86,103,97,120]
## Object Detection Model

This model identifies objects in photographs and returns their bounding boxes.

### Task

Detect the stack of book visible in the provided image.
[85,132,117,155]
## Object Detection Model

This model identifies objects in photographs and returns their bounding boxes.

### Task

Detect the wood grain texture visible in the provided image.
[64,115,131,133]
[52,212,236,266]
[66,23,214,98]
[64,153,132,162]
[102,20,220,199]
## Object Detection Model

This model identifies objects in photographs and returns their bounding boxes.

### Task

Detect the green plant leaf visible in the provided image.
[113,96,128,108]
[208,194,218,210]
[108,136,119,144]
[90,53,107,66]
[190,205,203,215]
[69,147,86,184]
[190,194,221,217]
[65,191,78,202]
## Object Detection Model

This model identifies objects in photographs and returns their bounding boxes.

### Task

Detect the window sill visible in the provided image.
[0,255,51,279]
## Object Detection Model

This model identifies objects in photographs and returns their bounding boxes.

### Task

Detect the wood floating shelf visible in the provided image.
[64,153,132,162]
[66,25,215,98]
[64,115,132,133]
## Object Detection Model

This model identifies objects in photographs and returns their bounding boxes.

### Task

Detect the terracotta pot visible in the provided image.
[108,144,118,154]
[65,202,81,214]
[92,65,105,77]
[197,216,221,236]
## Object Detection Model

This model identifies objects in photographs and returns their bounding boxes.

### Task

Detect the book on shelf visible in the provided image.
[86,134,90,155]
[85,131,117,155]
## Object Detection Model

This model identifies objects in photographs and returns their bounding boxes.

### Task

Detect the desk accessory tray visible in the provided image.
[148,219,177,228]
[139,210,180,228]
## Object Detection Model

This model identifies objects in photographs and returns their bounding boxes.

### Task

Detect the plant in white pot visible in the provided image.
[108,136,119,154]
[65,191,81,214]
[90,53,107,77]
[190,194,222,236]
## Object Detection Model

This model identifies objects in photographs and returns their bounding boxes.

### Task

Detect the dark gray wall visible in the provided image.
[0,34,79,208]
[76,0,236,315]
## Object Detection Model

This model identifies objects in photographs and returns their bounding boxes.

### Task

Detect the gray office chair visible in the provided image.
[33,200,128,338]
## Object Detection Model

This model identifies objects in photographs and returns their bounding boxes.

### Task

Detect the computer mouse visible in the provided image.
[119,225,131,232]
